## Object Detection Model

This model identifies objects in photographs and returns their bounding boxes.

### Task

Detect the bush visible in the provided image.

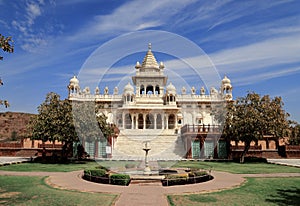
[193,171,207,177]
[95,165,109,171]
[162,171,212,186]
[163,174,188,186]
[110,174,130,186]
[84,168,106,177]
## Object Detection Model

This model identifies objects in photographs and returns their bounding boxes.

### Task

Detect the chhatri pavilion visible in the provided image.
[68,44,233,160]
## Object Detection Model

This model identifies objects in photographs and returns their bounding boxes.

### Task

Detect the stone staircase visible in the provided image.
[112,129,186,161]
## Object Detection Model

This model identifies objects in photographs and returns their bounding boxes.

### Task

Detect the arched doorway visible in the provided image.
[168,114,175,129]
[155,85,160,95]
[146,85,153,94]
[140,85,145,95]
[125,113,131,129]
[146,114,154,129]
[156,114,162,129]
[138,114,143,129]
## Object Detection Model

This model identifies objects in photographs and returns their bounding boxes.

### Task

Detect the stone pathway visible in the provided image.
[1,157,300,206]
[267,158,300,167]
[0,157,32,165]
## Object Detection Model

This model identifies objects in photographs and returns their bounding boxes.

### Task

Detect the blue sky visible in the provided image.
[0,0,300,122]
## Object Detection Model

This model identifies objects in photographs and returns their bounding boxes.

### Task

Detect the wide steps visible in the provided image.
[113,129,186,160]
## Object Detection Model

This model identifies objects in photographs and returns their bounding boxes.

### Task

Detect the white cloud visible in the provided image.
[210,34,300,73]
[26,2,42,25]
[234,66,300,86]
[68,0,196,41]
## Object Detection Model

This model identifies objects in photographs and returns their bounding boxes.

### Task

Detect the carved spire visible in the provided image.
[141,43,159,69]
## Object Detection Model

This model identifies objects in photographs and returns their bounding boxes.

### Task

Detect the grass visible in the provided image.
[168,177,300,206]
[0,176,117,206]
[0,160,143,172]
[1,160,299,174]
[173,161,300,174]
[0,161,99,172]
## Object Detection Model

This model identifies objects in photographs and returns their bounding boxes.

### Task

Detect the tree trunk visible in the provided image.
[240,141,250,163]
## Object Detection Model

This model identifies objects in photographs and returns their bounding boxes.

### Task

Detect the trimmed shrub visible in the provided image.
[95,165,109,171]
[84,168,106,177]
[193,170,207,177]
[162,170,212,186]
[110,174,130,186]
[163,174,188,186]
[83,168,109,184]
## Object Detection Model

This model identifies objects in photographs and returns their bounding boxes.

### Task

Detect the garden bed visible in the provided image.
[82,167,131,186]
[161,169,213,186]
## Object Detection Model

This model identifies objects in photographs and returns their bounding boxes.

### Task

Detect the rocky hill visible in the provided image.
[0,112,35,142]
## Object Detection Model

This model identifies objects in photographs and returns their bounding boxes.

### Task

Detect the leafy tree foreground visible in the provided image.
[215,92,290,163]
[0,34,14,108]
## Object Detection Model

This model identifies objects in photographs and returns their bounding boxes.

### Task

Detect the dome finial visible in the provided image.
[148,43,152,50]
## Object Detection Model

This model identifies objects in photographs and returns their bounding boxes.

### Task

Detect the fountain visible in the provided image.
[143,141,151,175]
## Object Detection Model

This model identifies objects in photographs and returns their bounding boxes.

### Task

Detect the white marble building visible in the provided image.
[68,44,232,160]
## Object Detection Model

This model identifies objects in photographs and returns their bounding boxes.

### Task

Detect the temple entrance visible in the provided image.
[146,114,154,129]
[138,114,143,129]
[168,114,175,129]
[156,114,162,129]
[125,114,132,129]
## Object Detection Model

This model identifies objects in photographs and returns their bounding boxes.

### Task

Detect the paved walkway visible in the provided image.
[0,157,300,206]
[0,157,32,165]
[267,158,300,167]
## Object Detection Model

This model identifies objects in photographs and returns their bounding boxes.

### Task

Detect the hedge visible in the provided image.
[83,169,130,186]
[110,174,131,186]
[162,171,212,186]
[84,169,106,177]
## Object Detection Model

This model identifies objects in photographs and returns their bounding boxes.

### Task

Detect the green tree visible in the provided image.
[72,101,114,144]
[290,123,300,145]
[0,34,14,108]
[216,92,290,163]
[213,100,238,157]
[30,92,78,161]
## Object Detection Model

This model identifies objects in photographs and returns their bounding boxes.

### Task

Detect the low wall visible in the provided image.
[231,146,300,159]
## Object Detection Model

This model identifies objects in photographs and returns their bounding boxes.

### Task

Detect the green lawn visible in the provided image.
[173,161,300,174]
[0,160,143,172]
[0,161,99,172]
[0,176,117,206]
[1,160,299,174]
[168,177,300,206]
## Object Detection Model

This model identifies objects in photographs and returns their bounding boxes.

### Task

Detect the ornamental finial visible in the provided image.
[148,43,152,50]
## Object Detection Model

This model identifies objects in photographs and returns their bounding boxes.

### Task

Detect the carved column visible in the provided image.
[122,112,125,129]
[135,114,138,129]
[131,113,134,129]
[143,113,146,129]
[165,114,169,129]
[175,113,178,129]
[154,113,157,129]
